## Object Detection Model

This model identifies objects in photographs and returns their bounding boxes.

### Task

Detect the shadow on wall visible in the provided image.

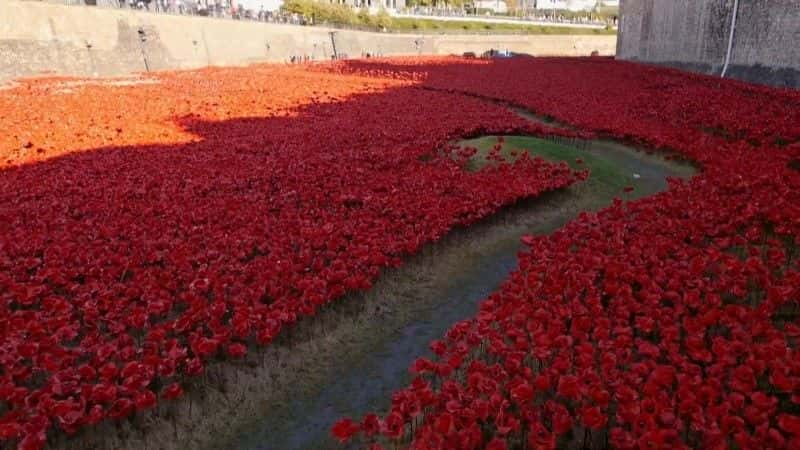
[687,61,798,90]
[617,0,800,89]
[620,58,800,90]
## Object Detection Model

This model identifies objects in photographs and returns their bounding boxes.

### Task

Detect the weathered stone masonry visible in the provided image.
[618,0,800,88]
[1,1,615,82]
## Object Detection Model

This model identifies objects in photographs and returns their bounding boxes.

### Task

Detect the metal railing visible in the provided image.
[398,9,616,28]
[25,0,296,22]
[23,0,614,35]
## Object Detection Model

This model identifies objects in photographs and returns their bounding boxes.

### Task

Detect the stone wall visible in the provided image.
[0,1,616,82]
[617,0,800,88]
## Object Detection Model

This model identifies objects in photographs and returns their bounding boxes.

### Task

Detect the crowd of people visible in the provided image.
[45,1,617,29]
[114,0,304,23]
[403,6,617,27]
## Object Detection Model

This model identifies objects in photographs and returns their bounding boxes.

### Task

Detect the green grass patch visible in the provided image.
[455,135,688,201]
[460,136,631,191]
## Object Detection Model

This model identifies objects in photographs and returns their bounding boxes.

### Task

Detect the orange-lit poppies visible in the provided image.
[0,60,579,449]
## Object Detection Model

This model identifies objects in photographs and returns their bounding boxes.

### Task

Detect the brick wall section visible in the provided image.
[618,0,800,88]
[0,1,616,83]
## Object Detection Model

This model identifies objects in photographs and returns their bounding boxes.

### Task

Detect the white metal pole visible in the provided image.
[721,0,739,78]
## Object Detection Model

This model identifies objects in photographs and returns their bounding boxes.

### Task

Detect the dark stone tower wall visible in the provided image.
[618,0,800,88]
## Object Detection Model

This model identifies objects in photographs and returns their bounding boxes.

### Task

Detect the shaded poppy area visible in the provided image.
[3,56,800,450]
[0,64,585,449]
[233,135,693,450]
[330,56,800,160]
[321,58,800,449]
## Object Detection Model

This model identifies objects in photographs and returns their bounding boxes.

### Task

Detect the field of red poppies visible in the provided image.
[1,57,799,450]
[325,59,800,449]
[0,63,584,449]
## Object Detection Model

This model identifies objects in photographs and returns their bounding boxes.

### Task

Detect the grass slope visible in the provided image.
[457,135,694,203]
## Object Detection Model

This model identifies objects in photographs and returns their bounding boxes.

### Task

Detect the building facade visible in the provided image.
[533,0,599,12]
[345,0,405,11]
[474,0,509,14]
